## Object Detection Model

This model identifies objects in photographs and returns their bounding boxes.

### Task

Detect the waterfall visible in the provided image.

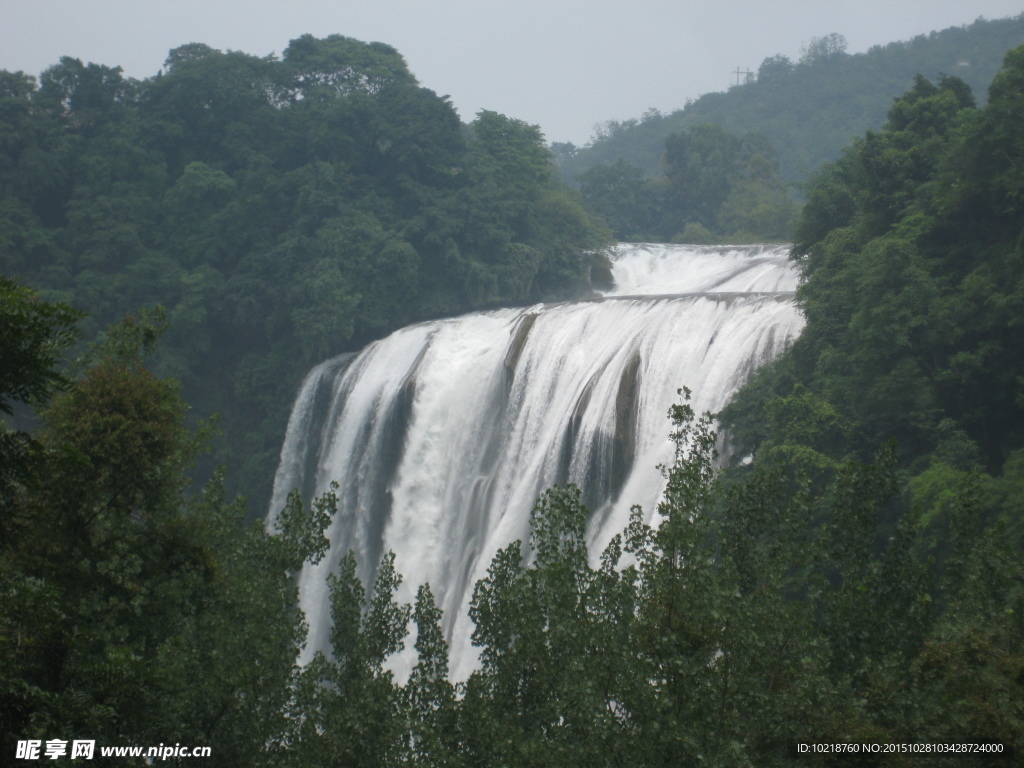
[268,243,804,680]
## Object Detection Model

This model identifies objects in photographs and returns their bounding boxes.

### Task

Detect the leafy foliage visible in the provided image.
[0,290,334,765]
[0,276,81,517]
[576,124,799,243]
[724,52,1024,488]
[0,35,611,512]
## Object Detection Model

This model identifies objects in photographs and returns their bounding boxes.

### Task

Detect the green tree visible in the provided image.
[290,551,410,768]
[399,584,458,766]
[1,303,334,764]
[658,124,797,241]
[662,123,742,234]
[280,34,417,99]
[461,484,638,767]
[577,159,663,240]
[0,277,81,513]
[800,33,848,66]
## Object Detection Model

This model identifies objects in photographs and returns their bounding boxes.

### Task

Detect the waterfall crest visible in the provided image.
[269,243,804,680]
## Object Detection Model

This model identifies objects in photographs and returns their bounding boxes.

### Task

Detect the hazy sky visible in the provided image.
[1,1,1022,145]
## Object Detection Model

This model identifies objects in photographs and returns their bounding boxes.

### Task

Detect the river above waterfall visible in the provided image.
[269,242,804,680]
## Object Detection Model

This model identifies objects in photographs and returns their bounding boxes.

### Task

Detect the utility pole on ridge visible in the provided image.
[732,67,752,85]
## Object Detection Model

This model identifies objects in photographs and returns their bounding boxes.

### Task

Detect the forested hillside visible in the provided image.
[0,35,611,509]
[576,123,800,242]
[721,56,1024,518]
[557,14,1024,185]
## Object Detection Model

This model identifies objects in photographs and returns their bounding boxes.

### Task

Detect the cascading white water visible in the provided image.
[268,243,804,680]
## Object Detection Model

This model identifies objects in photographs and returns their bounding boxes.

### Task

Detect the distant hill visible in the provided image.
[556,14,1024,186]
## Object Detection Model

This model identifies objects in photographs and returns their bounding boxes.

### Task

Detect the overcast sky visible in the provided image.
[1,1,1022,145]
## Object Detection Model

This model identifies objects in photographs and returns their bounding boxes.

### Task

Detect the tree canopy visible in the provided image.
[577,124,800,243]
[0,35,611,510]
